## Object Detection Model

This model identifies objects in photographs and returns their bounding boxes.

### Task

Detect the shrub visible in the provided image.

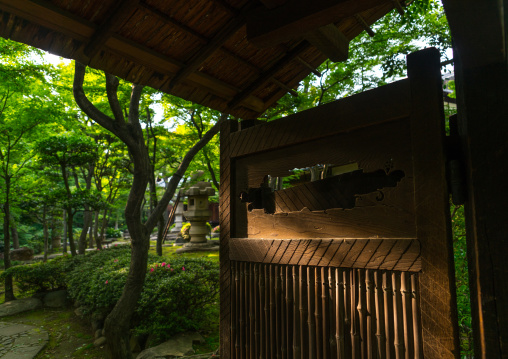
[212,225,220,233]
[65,247,219,344]
[135,257,219,343]
[65,246,131,315]
[0,254,76,295]
[2,245,220,345]
[105,227,123,238]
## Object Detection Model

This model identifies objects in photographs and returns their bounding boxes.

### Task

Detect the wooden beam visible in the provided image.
[354,14,376,37]
[138,2,208,44]
[304,24,349,62]
[213,0,239,17]
[271,78,298,97]
[228,41,310,109]
[84,0,140,58]
[167,3,256,91]
[0,0,94,41]
[392,0,405,16]
[259,0,288,9]
[296,56,322,77]
[442,0,506,68]
[104,35,265,112]
[448,3,508,355]
[246,0,388,47]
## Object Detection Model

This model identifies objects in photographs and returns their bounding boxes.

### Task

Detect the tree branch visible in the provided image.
[105,73,126,124]
[128,84,144,125]
[145,113,228,231]
[73,62,117,134]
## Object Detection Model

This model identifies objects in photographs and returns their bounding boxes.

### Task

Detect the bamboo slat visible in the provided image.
[229,261,421,359]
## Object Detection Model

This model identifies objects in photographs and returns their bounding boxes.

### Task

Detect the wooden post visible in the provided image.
[442,2,508,357]
[407,47,460,358]
[220,119,238,359]
[454,38,508,359]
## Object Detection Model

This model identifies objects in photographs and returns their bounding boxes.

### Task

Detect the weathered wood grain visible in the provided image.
[229,79,410,158]
[407,48,459,358]
[219,120,237,359]
[229,238,421,272]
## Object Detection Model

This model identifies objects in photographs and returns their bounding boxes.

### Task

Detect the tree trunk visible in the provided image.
[100,208,109,247]
[104,228,149,358]
[104,154,151,359]
[43,207,49,262]
[66,208,77,256]
[88,211,95,248]
[2,177,15,301]
[10,215,19,250]
[114,213,119,230]
[78,207,92,254]
[62,210,67,254]
[93,210,100,248]
[156,214,164,256]
[73,62,226,357]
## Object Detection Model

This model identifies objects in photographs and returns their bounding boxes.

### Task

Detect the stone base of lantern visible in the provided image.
[175,241,219,254]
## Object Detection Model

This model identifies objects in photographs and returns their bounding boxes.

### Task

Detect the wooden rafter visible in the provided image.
[138,2,208,44]
[167,2,257,91]
[271,78,298,97]
[304,24,350,62]
[213,0,239,16]
[392,0,405,16]
[84,0,140,58]
[0,0,94,41]
[228,41,310,109]
[354,14,376,37]
[247,0,388,47]
[296,56,322,77]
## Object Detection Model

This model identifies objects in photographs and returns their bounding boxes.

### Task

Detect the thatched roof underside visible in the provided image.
[0,0,401,119]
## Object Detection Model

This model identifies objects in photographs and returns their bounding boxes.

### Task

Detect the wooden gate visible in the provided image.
[219,48,459,358]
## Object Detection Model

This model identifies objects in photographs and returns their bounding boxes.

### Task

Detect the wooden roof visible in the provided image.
[0,0,401,119]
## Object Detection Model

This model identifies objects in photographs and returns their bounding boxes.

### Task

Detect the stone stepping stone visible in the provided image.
[0,323,48,359]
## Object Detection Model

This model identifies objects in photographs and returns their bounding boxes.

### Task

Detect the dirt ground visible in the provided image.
[1,306,111,359]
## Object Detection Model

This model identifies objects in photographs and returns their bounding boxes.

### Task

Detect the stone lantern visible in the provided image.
[177,181,219,253]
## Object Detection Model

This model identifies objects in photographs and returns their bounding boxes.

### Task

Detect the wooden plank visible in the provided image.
[228,41,311,109]
[246,0,388,47]
[304,24,349,62]
[84,0,140,58]
[229,79,411,157]
[451,36,508,358]
[229,239,421,272]
[307,239,332,266]
[219,119,238,359]
[298,239,322,266]
[104,36,266,113]
[0,0,94,41]
[167,3,252,90]
[442,0,506,69]
[247,207,415,239]
[407,48,459,358]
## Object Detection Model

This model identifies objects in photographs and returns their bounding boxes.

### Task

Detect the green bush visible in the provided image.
[65,246,131,315]
[0,254,76,295]
[105,227,123,238]
[135,257,219,343]
[65,246,219,344]
[1,246,219,345]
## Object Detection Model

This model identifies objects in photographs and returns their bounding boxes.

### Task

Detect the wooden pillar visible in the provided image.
[442,1,508,357]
